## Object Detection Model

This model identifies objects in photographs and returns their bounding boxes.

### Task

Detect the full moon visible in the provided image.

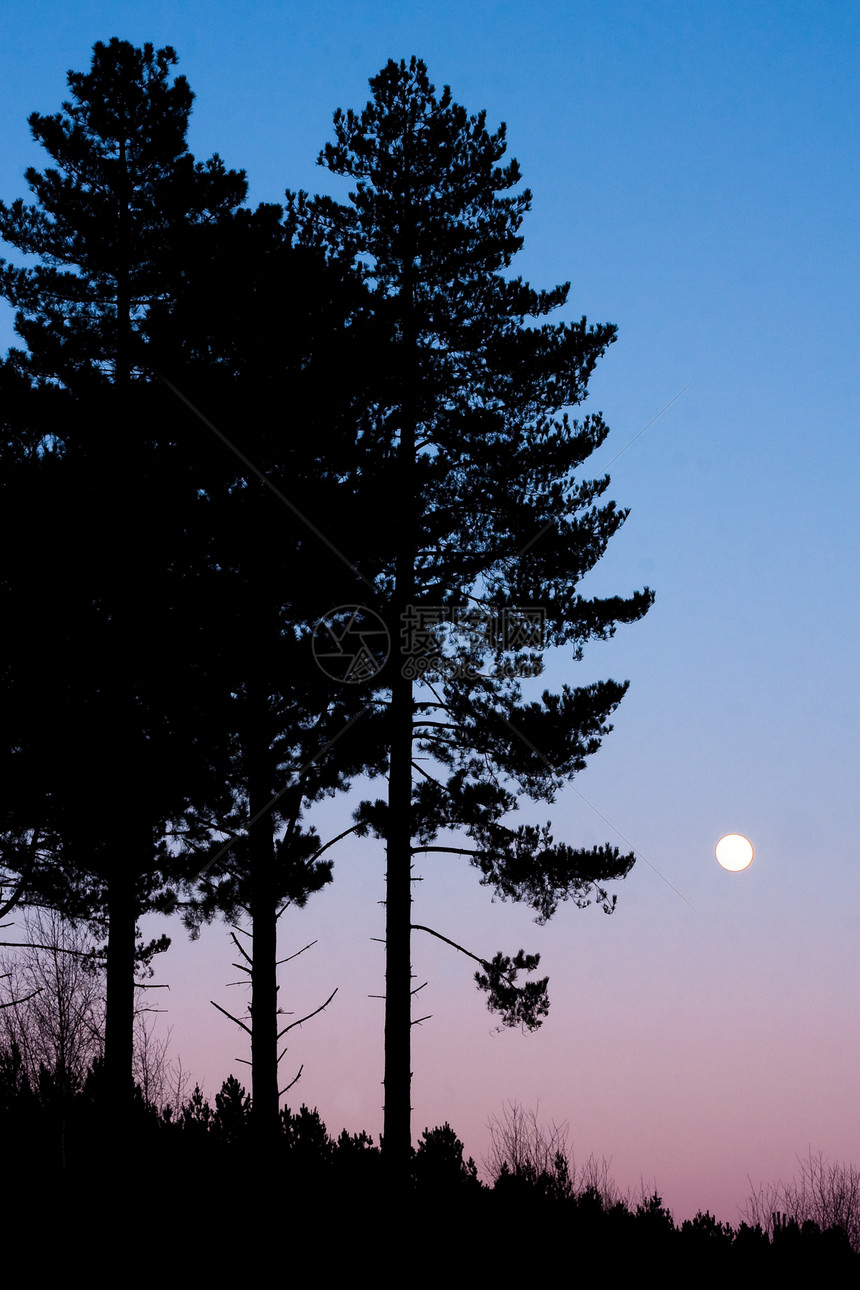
[715,833,753,871]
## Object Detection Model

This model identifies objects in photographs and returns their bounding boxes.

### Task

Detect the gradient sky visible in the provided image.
[1,0,858,1224]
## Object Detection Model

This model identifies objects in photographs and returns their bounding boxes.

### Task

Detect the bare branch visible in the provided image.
[277,988,337,1039]
[305,825,361,865]
[230,932,252,965]
[411,846,480,856]
[0,941,93,957]
[276,940,317,967]
[0,986,42,1009]
[411,924,487,969]
[210,999,252,1036]
[279,1064,304,1096]
[410,762,446,791]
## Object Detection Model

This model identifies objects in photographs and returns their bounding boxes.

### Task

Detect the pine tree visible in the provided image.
[306,57,653,1175]
[0,39,246,1126]
[147,199,385,1147]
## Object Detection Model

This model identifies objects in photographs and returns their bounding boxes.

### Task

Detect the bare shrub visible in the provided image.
[743,1150,860,1251]
[486,1101,569,1189]
[0,910,189,1115]
[0,908,103,1092]
[486,1100,625,1207]
[133,1014,190,1115]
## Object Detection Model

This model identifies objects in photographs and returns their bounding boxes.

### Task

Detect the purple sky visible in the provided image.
[2,0,858,1223]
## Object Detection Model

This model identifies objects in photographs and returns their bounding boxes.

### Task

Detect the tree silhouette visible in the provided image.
[0,38,246,1128]
[146,199,385,1149]
[413,1121,480,1193]
[303,57,653,1175]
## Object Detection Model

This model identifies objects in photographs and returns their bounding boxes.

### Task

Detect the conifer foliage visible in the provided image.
[0,39,246,1125]
[2,45,653,1176]
[305,58,654,1170]
[0,38,243,389]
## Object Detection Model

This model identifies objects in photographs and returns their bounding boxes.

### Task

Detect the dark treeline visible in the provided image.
[1,1052,856,1277]
[1,918,857,1274]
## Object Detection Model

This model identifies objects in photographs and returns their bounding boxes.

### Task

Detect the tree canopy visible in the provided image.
[1,46,652,1176]
[0,38,247,1121]
[304,56,653,1170]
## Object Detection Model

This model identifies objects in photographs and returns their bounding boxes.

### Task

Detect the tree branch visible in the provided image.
[0,986,42,1009]
[276,987,337,1040]
[306,825,361,865]
[0,941,93,956]
[0,830,40,919]
[230,931,252,965]
[276,939,317,967]
[279,1064,303,1095]
[411,846,480,856]
[411,923,488,970]
[210,999,252,1036]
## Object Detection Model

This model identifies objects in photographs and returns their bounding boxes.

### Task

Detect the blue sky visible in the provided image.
[1,1,858,1222]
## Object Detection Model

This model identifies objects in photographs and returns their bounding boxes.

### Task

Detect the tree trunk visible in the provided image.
[382,214,418,1178]
[383,662,414,1175]
[102,131,136,1145]
[247,685,279,1151]
[104,863,136,1133]
[116,135,131,394]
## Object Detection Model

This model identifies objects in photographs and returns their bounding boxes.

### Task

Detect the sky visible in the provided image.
[1,0,858,1224]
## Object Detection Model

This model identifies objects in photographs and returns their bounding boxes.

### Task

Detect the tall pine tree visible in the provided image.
[0,39,246,1127]
[147,201,383,1147]
[305,58,653,1175]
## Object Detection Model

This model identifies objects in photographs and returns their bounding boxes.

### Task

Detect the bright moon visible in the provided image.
[715,833,753,871]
